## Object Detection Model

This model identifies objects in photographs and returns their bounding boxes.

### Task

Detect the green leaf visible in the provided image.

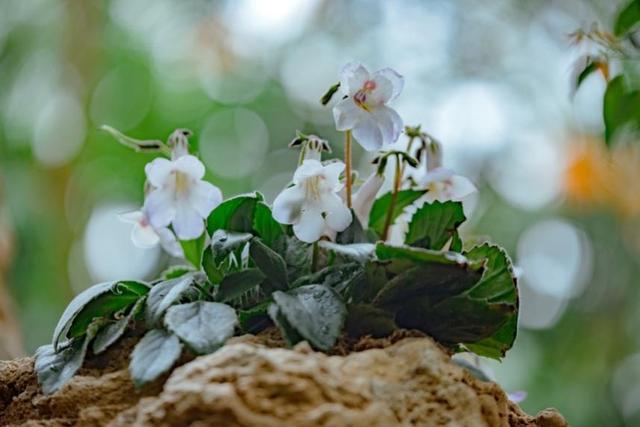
[405,201,466,250]
[210,230,253,263]
[92,297,145,355]
[164,301,238,354]
[318,241,375,263]
[238,300,272,333]
[268,304,304,347]
[35,339,87,395]
[53,280,149,350]
[271,285,347,351]
[368,190,425,236]
[573,56,601,95]
[145,275,195,326]
[320,82,341,105]
[217,268,265,302]
[207,192,263,235]
[179,231,207,268]
[345,262,388,304]
[249,238,288,292]
[252,202,285,250]
[291,262,364,296]
[161,265,195,280]
[345,304,397,338]
[604,76,627,144]
[375,243,479,268]
[203,246,224,284]
[284,237,313,277]
[129,329,182,388]
[615,0,640,36]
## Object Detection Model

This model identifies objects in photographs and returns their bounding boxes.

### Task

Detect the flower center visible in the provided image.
[173,170,191,198]
[303,175,325,201]
[353,80,377,111]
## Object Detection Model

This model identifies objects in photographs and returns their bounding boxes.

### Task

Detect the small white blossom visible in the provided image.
[417,167,477,203]
[272,159,352,243]
[119,210,184,258]
[333,62,404,151]
[352,172,384,225]
[144,155,222,240]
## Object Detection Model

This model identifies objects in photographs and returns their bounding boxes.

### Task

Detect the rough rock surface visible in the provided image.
[0,336,568,427]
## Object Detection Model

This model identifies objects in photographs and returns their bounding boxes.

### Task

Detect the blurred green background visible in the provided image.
[1,0,639,425]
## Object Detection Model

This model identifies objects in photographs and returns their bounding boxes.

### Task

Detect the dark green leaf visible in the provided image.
[615,0,640,36]
[252,202,285,250]
[572,56,600,96]
[368,190,425,236]
[336,211,367,244]
[203,246,224,284]
[345,304,397,338]
[92,297,145,355]
[129,329,182,388]
[161,265,195,280]
[346,262,389,304]
[405,201,466,250]
[318,241,375,263]
[239,300,272,333]
[291,262,364,296]
[164,301,237,354]
[604,76,627,144]
[53,281,149,350]
[249,238,288,292]
[179,231,207,268]
[375,243,480,268]
[320,82,341,105]
[207,192,263,235]
[268,304,304,347]
[284,236,313,277]
[210,230,253,263]
[217,268,265,302]
[145,275,195,326]
[272,285,347,351]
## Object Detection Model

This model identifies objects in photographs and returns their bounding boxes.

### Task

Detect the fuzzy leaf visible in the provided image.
[291,262,364,296]
[53,281,149,350]
[405,201,466,250]
[615,0,640,36]
[145,275,195,326]
[203,246,224,284]
[369,189,425,236]
[35,339,87,395]
[345,304,397,338]
[165,301,237,354]
[161,265,195,280]
[217,268,265,302]
[272,285,347,351]
[249,238,288,292]
[92,297,145,355]
[210,230,253,263]
[179,231,207,268]
[318,241,375,263]
[252,202,285,250]
[207,192,263,235]
[129,329,182,388]
[239,301,272,333]
[268,304,304,347]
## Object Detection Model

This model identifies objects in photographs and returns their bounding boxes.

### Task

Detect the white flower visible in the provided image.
[144,155,222,240]
[333,62,404,151]
[272,159,352,243]
[352,172,384,225]
[417,167,477,202]
[119,210,184,258]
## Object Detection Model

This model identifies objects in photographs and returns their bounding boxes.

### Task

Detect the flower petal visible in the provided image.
[156,227,184,258]
[144,189,176,229]
[372,106,403,146]
[449,175,477,200]
[352,117,384,151]
[118,210,144,225]
[352,173,384,224]
[421,167,455,185]
[322,161,345,191]
[189,181,222,218]
[131,223,160,248]
[145,158,174,188]
[333,98,365,131]
[292,208,325,243]
[372,68,404,102]
[293,159,323,183]
[322,194,353,232]
[339,62,369,95]
[172,205,205,240]
[369,75,394,105]
[272,185,305,224]
[174,155,205,180]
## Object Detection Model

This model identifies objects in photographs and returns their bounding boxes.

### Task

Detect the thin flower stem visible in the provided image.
[399,136,416,180]
[381,155,402,241]
[344,130,353,208]
[311,241,319,272]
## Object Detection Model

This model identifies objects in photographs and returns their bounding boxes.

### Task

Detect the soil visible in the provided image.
[0,331,568,427]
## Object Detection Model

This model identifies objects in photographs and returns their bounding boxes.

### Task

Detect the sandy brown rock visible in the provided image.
[0,336,567,427]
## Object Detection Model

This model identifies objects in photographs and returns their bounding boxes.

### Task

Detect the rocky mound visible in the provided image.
[0,336,567,427]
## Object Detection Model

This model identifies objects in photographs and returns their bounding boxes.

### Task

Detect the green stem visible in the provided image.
[311,241,319,273]
[381,155,402,241]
